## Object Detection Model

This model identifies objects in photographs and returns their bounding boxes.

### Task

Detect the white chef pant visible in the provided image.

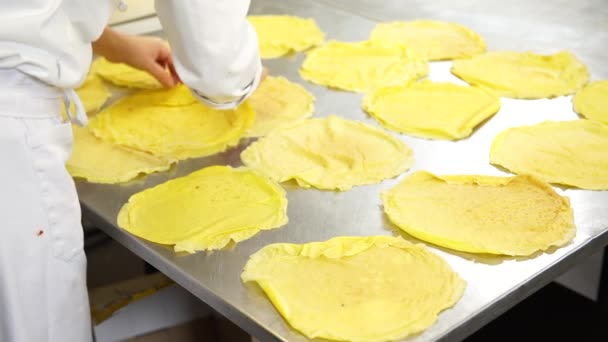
[0,70,92,342]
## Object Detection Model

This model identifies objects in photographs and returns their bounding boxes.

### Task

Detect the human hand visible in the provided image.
[93,28,180,88]
[118,35,180,88]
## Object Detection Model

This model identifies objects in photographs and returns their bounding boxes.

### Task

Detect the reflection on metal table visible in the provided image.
[78,0,608,341]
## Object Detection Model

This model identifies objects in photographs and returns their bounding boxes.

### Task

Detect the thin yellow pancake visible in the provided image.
[67,125,172,184]
[63,73,111,117]
[246,76,315,137]
[117,166,288,253]
[248,15,325,58]
[92,57,162,89]
[451,51,589,99]
[241,116,414,190]
[370,20,486,61]
[77,73,111,113]
[242,236,465,342]
[383,171,575,256]
[363,80,500,140]
[490,120,608,190]
[89,85,254,161]
[573,80,608,124]
[300,41,428,92]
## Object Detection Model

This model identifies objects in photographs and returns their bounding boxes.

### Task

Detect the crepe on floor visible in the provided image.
[67,125,172,184]
[246,76,315,137]
[573,80,608,124]
[92,57,162,89]
[300,40,428,92]
[248,15,325,58]
[370,20,486,60]
[490,120,608,190]
[451,51,589,99]
[383,171,575,256]
[117,166,288,253]
[363,80,500,140]
[89,85,254,161]
[241,116,413,190]
[242,236,465,342]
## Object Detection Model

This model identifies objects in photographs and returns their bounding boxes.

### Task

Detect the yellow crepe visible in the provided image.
[248,15,325,58]
[92,57,162,89]
[241,116,413,190]
[300,41,428,92]
[89,85,254,161]
[383,171,575,256]
[242,236,465,342]
[67,125,172,184]
[370,20,486,61]
[76,73,111,113]
[490,120,608,190]
[363,80,500,140]
[117,166,288,253]
[451,51,589,99]
[246,76,315,138]
[573,80,608,124]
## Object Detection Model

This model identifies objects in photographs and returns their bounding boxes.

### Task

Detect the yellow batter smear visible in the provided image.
[67,125,172,184]
[383,171,575,256]
[117,166,288,253]
[241,116,413,190]
[248,15,325,58]
[246,76,315,137]
[573,80,608,124]
[300,41,428,92]
[363,80,500,140]
[92,57,162,89]
[89,85,254,161]
[242,236,465,342]
[451,51,589,99]
[490,120,608,190]
[370,20,486,61]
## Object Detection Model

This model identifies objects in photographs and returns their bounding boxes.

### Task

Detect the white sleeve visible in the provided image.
[154,0,262,109]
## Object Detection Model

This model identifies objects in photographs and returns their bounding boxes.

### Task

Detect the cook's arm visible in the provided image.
[155,0,261,109]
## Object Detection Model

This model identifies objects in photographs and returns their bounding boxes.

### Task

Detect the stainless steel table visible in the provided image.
[78,0,608,341]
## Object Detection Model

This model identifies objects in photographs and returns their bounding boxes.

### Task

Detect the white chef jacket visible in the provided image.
[0,0,262,109]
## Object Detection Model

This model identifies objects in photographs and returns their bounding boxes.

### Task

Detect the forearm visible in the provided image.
[154,0,262,109]
[92,27,127,63]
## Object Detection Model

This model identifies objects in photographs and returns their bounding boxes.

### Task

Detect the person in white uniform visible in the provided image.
[0,1,264,341]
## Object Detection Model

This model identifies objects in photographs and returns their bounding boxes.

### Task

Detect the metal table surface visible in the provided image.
[78,0,608,341]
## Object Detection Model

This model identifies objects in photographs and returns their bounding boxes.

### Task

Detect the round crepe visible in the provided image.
[241,116,414,190]
[67,125,172,184]
[75,73,111,113]
[451,51,589,99]
[300,40,428,92]
[370,20,486,61]
[383,171,575,256]
[248,15,325,58]
[363,80,500,140]
[246,76,315,137]
[89,85,254,161]
[490,120,608,190]
[117,166,288,253]
[242,236,465,342]
[92,57,162,89]
[573,80,608,124]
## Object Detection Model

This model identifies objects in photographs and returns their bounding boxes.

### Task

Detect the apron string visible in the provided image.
[63,89,88,126]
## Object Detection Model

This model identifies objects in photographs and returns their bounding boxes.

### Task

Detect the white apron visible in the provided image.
[0,69,92,342]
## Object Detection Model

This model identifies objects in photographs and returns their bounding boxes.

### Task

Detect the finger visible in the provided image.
[146,61,176,88]
[166,54,182,84]
[156,44,172,65]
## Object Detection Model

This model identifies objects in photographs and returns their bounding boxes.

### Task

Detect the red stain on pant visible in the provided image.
[36,230,44,237]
